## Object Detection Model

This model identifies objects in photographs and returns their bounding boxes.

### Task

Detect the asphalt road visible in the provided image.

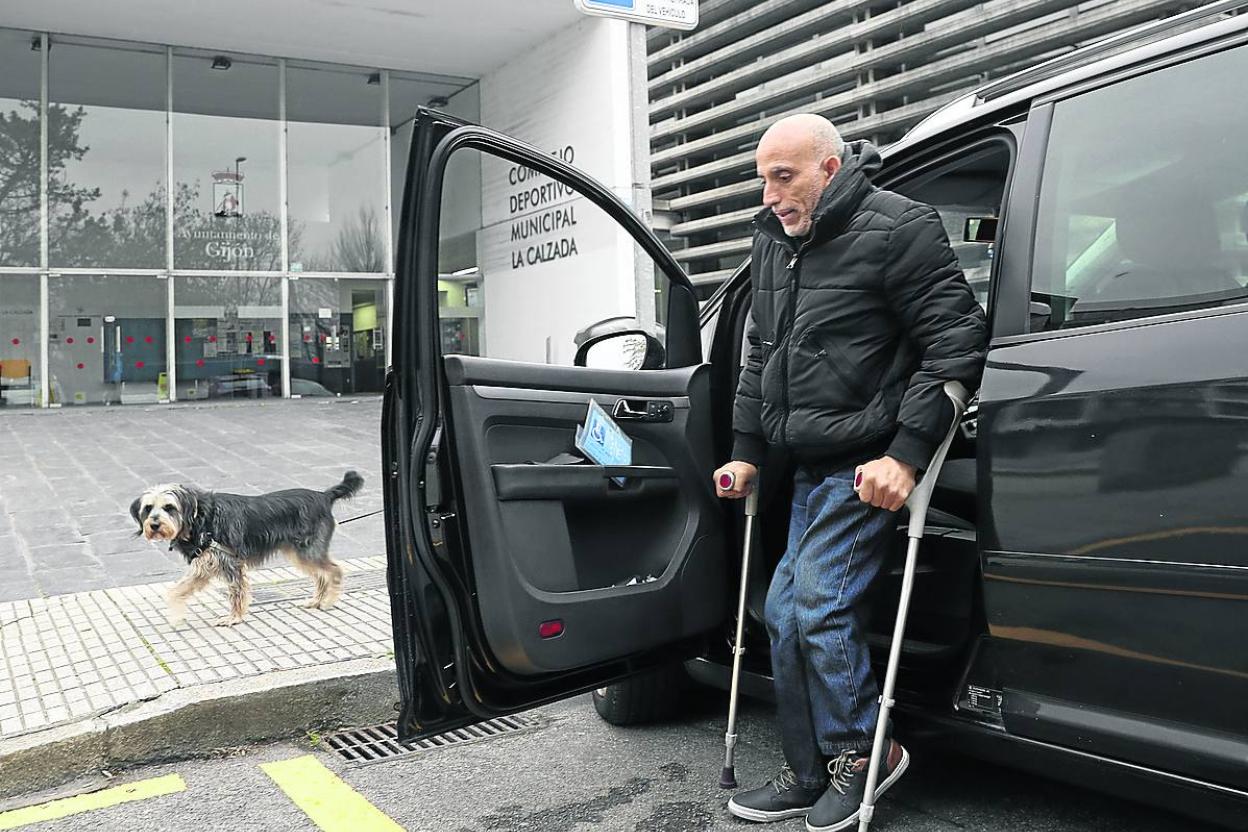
[0,693,1220,832]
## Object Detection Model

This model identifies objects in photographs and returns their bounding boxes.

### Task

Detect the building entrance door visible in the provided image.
[288,278,386,397]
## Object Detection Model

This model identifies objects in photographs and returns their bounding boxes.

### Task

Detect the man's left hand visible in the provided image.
[854,456,917,512]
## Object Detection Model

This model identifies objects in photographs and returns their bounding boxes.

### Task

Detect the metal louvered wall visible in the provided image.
[647,0,1194,294]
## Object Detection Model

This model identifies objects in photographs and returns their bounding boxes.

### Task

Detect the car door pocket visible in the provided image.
[492,464,679,501]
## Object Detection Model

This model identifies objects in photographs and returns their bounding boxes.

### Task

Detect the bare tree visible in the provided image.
[0,102,104,266]
[329,205,385,273]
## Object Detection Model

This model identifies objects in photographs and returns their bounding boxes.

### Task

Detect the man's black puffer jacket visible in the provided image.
[731,140,988,473]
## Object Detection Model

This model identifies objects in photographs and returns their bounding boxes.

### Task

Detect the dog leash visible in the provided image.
[338,508,384,525]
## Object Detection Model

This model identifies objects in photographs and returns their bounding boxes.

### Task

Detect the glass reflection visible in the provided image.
[0,31,42,268]
[287,66,386,273]
[48,43,166,268]
[173,53,281,271]
[175,276,282,399]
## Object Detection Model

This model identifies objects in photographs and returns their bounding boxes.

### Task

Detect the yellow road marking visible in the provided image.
[0,774,186,830]
[261,755,403,832]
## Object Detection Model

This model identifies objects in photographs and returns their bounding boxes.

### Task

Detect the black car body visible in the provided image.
[383,4,1248,827]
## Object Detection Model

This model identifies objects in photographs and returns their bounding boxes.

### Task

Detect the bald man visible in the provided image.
[714,115,987,830]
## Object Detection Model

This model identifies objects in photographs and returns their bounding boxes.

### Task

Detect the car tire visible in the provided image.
[592,665,684,726]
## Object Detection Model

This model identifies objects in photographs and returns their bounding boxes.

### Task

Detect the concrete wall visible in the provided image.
[475,17,649,366]
[647,0,1198,289]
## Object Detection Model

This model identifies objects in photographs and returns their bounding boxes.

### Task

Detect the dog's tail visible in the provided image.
[328,470,364,501]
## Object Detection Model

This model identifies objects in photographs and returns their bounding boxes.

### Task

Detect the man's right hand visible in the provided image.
[713,461,758,500]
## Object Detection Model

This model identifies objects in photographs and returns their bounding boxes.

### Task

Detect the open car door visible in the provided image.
[383,111,728,741]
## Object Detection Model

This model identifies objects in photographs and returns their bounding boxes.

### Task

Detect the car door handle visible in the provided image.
[612,398,674,423]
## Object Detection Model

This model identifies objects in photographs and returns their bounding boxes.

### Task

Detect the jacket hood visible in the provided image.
[755,139,883,247]
[808,140,882,243]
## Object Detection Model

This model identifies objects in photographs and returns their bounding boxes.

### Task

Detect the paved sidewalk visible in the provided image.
[0,397,384,603]
[0,556,391,739]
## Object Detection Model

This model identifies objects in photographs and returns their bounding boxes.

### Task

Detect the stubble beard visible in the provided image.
[785,180,827,238]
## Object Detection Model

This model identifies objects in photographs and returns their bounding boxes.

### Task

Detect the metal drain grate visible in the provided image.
[324,715,542,765]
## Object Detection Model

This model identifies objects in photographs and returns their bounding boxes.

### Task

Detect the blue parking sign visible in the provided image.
[573,0,699,31]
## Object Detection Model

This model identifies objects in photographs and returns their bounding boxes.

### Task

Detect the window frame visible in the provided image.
[999,34,1248,345]
[423,136,694,369]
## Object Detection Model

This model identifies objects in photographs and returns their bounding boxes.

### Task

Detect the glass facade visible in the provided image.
[287,66,387,274]
[172,53,282,272]
[0,31,42,269]
[0,276,40,407]
[49,275,168,405]
[0,27,475,406]
[175,276,283,399]
[288,278,387,396]
[48,43,167,269]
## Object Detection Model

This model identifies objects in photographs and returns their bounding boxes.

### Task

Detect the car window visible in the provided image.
[434,146,670,368]
[890,142,1011,314]
[1031,43,1248,330]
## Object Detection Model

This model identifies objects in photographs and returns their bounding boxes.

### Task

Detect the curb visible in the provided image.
[0,657,397,801]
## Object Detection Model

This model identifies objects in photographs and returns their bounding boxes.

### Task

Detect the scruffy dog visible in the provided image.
[130,471,364,627]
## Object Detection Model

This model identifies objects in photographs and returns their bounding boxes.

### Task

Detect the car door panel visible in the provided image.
[978,307,1248,789]
[385,114,725,740]
[442,355,725,676]
[968,65,1248,792]
[384,109,474,740]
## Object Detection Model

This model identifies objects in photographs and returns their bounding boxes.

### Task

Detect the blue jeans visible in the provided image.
[764,465,896,788]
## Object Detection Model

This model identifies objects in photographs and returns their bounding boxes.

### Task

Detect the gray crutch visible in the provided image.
[857,380,968,831]
[718,469,760,789]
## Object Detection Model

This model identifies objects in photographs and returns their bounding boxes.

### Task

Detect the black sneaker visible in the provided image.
[804,741,909,832]
[727,763,826,823]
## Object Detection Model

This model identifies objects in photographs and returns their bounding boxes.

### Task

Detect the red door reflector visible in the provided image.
[538,619,564,639]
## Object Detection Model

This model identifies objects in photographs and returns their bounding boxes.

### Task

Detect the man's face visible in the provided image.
[756,133,840,238]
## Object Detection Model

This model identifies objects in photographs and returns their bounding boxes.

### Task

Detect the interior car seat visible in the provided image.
[1098,195,1240,302]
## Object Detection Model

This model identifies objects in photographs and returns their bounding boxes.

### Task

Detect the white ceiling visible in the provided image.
[3,0,584,80]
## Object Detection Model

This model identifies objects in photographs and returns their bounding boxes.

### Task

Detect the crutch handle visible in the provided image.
[904,381,968,539]
[718,470,760,516]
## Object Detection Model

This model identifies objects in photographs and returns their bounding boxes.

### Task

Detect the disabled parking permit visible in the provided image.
[576,399,632,485]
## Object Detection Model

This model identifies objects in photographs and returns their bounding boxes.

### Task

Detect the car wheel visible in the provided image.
[591,665,684,726]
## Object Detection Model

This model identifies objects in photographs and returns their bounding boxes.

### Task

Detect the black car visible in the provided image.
[382,4,1248,827]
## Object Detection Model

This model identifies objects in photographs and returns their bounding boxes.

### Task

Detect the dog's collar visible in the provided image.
[174,537,213,559]
[176,501,212,559]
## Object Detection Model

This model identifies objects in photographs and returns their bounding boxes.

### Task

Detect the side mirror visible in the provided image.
[964,216,999,243]
[574,330,665,370]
